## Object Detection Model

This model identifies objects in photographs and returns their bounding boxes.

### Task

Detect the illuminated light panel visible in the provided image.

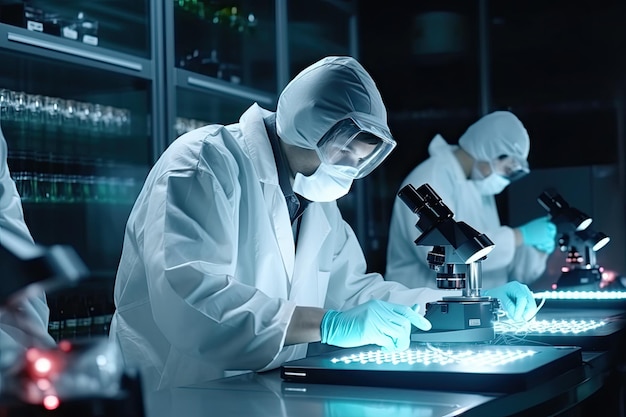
[330,347,537,367]
[282,345,582,393]
[495,319,606,335]
[533,290,626,300]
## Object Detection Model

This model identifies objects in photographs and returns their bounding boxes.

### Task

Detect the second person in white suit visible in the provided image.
[386,111,557,291]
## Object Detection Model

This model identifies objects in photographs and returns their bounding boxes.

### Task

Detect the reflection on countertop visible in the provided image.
[143,369,495,417]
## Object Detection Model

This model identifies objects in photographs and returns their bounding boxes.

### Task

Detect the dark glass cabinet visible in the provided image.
[0,0,357,340]
[0,1,157,340]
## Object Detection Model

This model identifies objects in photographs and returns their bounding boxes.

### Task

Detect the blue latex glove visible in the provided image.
[483,281,537,322]
[518,216,557,253]
[320,300,432,351]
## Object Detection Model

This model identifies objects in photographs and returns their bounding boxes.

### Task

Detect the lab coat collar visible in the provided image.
[239,103,296,282]
[239,103,280,186]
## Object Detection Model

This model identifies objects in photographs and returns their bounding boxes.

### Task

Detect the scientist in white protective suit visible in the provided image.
[0,124,56,381]
[110,57,538,391]
[386,111,557,291]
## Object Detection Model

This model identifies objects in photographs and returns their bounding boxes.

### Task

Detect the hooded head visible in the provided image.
[458,111,530,196]
[458,111,530,168]
[275,56,395,201]
[276,56,390,151]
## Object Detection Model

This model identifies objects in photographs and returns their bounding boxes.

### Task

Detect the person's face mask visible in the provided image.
[470,160,511,195]
[472,172,510,195]
[292,163,353,202]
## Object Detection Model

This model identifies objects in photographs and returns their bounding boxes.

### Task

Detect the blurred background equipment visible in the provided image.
[0,230,144,416]
[1,338,145,416]
[537,188,613,290]
[0,227,87,305]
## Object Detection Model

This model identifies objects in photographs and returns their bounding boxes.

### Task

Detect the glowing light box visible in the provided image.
[281,344,582,393]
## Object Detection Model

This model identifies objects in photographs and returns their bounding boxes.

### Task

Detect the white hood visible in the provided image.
[458,111,530,170]
[276,56,390,150]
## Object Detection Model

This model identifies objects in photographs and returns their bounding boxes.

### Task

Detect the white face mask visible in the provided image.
[470,160,510,196]
[472,173,510,195]
[292,163,353,202]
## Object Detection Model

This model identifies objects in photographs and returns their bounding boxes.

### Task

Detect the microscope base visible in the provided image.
[411,326,495,343]
[555,267,602,290]
[411,298,499,343]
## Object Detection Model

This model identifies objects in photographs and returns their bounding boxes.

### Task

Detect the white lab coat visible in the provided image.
[0,126,55,375]
[386,134,548,290]
[110,104,443,391]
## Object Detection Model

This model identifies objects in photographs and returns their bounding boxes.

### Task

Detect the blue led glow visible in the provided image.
[533,290,626,300]
[330,347,537,367]
[495,319,606,335]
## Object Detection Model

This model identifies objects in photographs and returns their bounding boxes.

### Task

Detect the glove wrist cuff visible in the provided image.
[518,225,530,244]
[320,310,339,344]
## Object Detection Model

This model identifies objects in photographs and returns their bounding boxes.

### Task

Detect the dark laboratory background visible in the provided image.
[0,0,624,341]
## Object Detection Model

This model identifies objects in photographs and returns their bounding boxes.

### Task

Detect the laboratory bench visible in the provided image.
[141,307,626,417]
[141,350,619,417]
[1,307,624,416]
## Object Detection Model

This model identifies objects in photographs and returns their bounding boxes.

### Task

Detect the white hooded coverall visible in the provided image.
[110,57,442,391]
[386,112,548,290]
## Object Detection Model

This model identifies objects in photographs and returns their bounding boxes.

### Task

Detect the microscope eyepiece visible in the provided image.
[537,188,592,232]
[398,183,453,232]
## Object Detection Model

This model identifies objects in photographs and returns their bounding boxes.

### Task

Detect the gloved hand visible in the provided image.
[320,300,432,351]
[518,216,557,253]
[483,281,537,322]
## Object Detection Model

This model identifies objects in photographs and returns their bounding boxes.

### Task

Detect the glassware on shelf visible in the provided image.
[26,94,44,125]
[12,90,27,125]
[10,150,141,206]
[76,101,94,132]
[174,1,263,85]
[175,116,209,137]
[26,93,42,133]
[112,108,131,136]
[175,1,257,33]
[0,88,133,149]
[61,98,78,133]
[90,104,104,132]
[0,88,14,120]
[43,95,63,141]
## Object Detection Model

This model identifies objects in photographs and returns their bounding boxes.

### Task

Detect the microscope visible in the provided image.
[537,188,611,290]
[399,183,501,343]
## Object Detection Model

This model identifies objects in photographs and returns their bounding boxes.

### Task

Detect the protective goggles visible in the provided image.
[316,114,396,179]
[492,154,529,182]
